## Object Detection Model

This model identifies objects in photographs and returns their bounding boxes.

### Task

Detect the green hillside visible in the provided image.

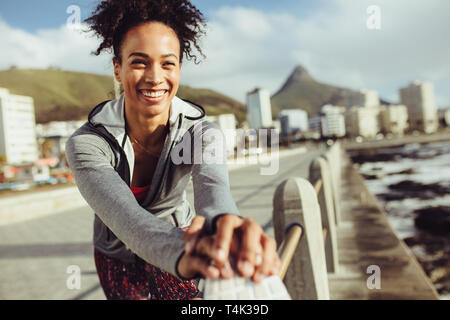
[177,86,247,123]
[271,66,360,117]
[0,68,246,124]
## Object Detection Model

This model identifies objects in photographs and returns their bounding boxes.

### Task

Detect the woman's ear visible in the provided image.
[113,57,121,83]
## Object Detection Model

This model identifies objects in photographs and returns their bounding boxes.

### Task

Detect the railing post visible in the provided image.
[273,178,330,300]
[324,143,341,225]
[309,157,339,274]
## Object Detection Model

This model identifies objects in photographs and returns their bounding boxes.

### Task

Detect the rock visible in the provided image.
[387,181,450,199]
[414,206,450,235]
[397,168,415,175]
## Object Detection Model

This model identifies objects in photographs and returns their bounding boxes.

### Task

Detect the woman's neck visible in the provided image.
[125,105,170,148]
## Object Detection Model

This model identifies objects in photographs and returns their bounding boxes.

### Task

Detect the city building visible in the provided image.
[308,114,322,134]
[399,81,439,133]
[278,109,308,137]
[379,105,409,136]
[246,88,273,129]
[348,89,380,108]
[320,105,346,138]
[36,120,85,160]
[205,114,237,157]
[345,107,380,139]
[0,88,39,164]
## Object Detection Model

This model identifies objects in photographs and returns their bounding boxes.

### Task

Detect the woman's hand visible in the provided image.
[183,214,281,282]
[177,238,221,280]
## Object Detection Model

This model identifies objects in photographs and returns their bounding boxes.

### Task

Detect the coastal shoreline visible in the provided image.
[344,130,450,151]
[348,139,450,299]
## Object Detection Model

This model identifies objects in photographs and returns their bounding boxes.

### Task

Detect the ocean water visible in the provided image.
[350,140,450,299]
[352,140,450,239]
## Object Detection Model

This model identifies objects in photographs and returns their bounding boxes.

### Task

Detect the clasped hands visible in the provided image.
[177,214,281,283]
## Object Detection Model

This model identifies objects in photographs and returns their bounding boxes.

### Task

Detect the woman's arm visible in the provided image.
[66,130,185,277]
[179,121,280,281]
[190,121,240,232]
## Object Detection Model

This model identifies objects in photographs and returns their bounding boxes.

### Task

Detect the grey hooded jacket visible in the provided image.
[65,94,239,277]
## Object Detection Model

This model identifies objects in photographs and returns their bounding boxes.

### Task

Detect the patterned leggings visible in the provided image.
[94,248,199,300]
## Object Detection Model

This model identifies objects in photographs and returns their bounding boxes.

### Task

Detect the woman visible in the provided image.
[66,0,280,300]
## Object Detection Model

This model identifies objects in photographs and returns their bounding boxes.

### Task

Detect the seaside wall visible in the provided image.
[0,186,87,226]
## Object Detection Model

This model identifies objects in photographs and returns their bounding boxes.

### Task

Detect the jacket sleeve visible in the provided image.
[65,130,185,277]
[191,121,240,234]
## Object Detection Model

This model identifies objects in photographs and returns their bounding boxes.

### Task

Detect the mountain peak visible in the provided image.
[274,65,314,96]
[289,65,314,82]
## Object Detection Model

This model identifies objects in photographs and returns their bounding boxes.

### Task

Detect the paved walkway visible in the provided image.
[0,146,323,300]
[327,152,440,299]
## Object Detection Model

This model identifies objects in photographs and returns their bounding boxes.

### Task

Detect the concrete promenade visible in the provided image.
[0,146,323,300]
[327,152,439,299]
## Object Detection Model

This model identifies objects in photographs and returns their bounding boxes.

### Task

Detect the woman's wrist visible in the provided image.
[175,250,194,280]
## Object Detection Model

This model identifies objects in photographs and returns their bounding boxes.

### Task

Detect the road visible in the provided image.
[0,145,323,300]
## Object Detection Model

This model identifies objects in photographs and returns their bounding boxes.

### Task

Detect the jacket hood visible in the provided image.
[88,93,205,142]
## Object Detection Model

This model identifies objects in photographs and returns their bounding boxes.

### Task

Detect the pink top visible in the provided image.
[130,185,150,203]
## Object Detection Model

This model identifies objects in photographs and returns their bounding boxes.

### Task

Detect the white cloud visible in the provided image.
[2,1,450,107]
[0,18,113,75]
[182,1,450,106]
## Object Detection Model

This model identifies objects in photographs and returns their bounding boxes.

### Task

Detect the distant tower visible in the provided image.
[348,89,380,108]
[399,81,438,133]
[0,88,39,164]
[246,88,273,129]
[320,104,346,138]
[278,109,308,137]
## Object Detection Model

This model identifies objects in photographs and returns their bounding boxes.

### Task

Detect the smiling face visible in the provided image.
[113,21,182,119]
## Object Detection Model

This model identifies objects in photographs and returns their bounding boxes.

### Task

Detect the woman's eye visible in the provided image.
[132,60,147,65]
[163,62,176,67]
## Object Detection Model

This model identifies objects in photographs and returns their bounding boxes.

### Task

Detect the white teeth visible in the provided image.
[141,90,165,98]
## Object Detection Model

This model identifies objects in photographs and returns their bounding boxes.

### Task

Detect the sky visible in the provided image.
[0,0,449,108]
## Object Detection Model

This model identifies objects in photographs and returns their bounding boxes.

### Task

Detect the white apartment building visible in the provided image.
[0,88,39,164]
[35,120,86,159]
[345,106,379,139]
[278,109,308,136]
[35,120,85,138]
[399,81,438,133]
[246,88,273,129]
[321,104,346,138]
[206,114,237,157]
[348,89,380,108]
[308,114,322,133]
[379,105,409,136]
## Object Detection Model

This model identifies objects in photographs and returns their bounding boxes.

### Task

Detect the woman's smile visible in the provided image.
[137,88,169,104]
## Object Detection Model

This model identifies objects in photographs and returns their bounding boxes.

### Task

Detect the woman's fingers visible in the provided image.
[183,216,206,254]
[237,218,263,278]
[177,250,220,280]
[194,235,215,257]
[213,214,243,267]
[182,214,280,282]
[252,235,279,282]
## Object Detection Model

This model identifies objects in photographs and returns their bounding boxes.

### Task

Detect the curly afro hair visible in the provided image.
[85,0,206,64]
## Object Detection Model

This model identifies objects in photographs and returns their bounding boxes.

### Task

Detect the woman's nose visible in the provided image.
[144,64,163,85]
